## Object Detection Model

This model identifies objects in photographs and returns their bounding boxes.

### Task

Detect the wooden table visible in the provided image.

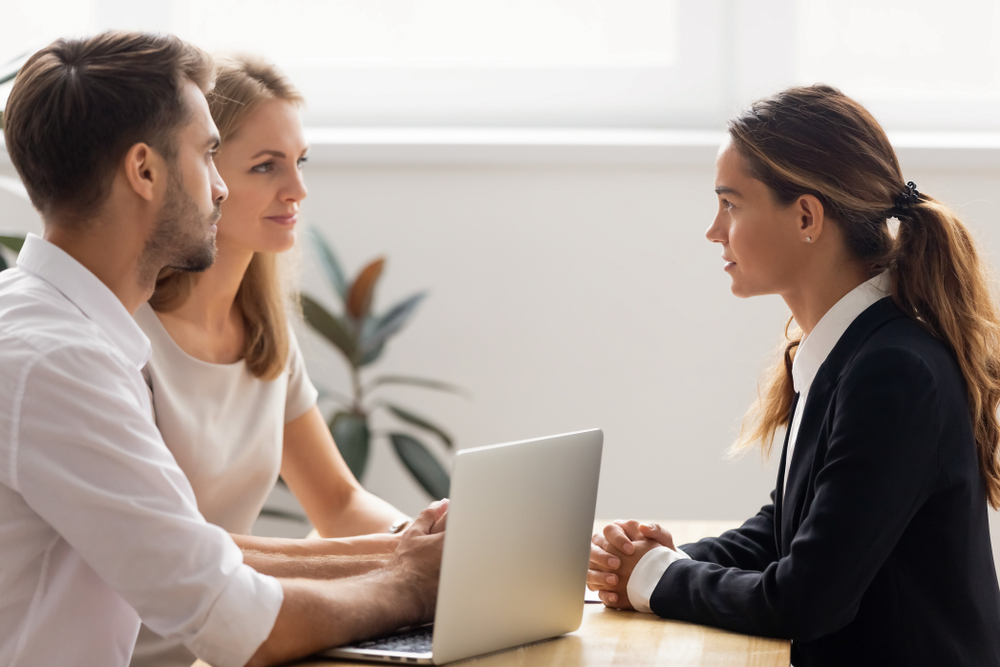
[195,520,791,667]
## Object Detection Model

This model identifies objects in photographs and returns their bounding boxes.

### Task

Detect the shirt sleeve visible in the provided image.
[284,328,319,424]
[627,546,691,613]
[13,344,283,667]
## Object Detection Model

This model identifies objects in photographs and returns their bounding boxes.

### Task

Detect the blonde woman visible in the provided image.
[588,85,1000,666]
[131,56,409,667]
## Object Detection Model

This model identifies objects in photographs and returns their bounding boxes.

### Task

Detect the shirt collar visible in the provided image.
[792,271,890,396]
[16,233,151,369]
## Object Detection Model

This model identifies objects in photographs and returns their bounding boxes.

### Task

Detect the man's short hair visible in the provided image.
[3,31,214,224]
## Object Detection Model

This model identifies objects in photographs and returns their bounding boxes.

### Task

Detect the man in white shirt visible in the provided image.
[0,31,444,667]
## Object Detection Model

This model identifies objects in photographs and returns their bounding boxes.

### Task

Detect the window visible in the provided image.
[3,0,1000,132]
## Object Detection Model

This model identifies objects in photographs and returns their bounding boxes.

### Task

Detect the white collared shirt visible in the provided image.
[784,271,890,495]
[0,234,283,667]
[626,272,890,613]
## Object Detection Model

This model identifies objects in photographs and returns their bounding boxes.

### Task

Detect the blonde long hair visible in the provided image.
[731,84,1000,509]
[149,55,304,380]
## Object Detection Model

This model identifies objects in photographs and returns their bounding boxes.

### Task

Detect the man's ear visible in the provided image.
[796,194,826,243]
[122,143,164,202]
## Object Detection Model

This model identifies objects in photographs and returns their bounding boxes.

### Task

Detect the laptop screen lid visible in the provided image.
[430,428,603,664]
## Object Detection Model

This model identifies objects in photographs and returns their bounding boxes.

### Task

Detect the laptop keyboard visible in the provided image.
[355,627,433,654]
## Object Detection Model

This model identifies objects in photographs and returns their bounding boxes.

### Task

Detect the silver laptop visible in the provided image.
[323,428,603,665]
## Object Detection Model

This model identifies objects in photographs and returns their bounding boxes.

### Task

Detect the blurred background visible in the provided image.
[1,0,999,569]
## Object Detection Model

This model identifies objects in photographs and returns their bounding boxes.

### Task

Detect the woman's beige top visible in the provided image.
[130,302,318,667]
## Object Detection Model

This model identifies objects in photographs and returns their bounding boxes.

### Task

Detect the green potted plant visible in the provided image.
[300,228,463,500]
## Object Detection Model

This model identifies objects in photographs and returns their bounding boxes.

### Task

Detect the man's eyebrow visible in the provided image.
[250,149,286,159]
[714,185,741,196]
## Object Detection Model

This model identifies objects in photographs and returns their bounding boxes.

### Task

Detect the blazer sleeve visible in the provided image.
[649,346,942,641]
[681,495,778,571]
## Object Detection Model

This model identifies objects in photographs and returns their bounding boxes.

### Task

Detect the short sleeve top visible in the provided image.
[134,302,318,536]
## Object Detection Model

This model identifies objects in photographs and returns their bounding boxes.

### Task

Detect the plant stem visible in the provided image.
[351,364,364,415]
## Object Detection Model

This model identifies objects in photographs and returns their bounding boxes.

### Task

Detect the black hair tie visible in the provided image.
[891,181,920,216]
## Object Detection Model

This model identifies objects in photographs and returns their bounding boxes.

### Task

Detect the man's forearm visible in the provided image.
[247,570,426,667]
[241,549,389,579]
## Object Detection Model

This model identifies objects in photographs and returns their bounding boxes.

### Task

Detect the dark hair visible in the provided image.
[3,31,214,224]
[730,84,1000,509]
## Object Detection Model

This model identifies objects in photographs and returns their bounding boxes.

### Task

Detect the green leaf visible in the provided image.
[384,402,454,449]
[331,412,370,480]
[366,375,469,397]
[0,235,25,253]
[301,294,358,363]
[308,227,348,302]
[360,292,426,359]
[390,433,450,499]
[359,339,386,367]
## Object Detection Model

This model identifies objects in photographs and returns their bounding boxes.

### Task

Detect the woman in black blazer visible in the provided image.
[588,85,1000,666]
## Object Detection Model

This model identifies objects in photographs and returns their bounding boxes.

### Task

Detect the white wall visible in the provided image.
[2,146,998,569]
[281,150,1000,569]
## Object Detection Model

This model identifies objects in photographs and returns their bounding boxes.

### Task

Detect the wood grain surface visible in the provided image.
[193,520,791,667]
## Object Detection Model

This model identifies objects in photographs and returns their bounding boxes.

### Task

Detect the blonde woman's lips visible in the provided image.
[267,214,297,226]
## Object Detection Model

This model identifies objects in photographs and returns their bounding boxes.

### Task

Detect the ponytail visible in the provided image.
[892,198,1000,508]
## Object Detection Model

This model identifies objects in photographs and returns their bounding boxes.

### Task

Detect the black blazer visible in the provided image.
[649,298,1000,666]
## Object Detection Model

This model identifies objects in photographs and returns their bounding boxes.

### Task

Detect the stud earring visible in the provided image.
[805,236,813,243]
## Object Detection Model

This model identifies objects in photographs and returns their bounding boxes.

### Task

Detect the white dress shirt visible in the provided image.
[626,272,890,613]
[0,234,283,667]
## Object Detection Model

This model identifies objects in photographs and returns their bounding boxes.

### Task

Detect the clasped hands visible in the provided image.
[588,520,676,610]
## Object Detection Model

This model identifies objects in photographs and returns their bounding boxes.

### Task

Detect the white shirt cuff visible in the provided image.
[185,564,284,667]
[626,546,691,613]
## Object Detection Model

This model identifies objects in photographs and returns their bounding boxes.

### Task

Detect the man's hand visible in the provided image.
[386,499,449,623]
[588,520,676,607]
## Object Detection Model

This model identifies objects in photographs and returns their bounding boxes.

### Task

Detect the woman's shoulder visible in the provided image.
[843,307,967,405]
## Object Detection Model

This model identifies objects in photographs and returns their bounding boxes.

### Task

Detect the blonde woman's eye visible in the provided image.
[297,156,309,168]
[251,161,273,174]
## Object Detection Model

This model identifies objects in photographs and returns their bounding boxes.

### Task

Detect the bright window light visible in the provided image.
[4,1,1000,132]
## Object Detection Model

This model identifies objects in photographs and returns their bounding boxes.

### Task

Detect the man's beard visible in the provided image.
[139,166,219,285]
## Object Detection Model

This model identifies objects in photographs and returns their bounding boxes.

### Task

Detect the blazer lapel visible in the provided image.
[778,297,907,554]
[773,393,798,556]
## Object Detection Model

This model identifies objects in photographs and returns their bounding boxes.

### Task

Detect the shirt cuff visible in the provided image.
[626,546,691,613]
[184,564,284,667]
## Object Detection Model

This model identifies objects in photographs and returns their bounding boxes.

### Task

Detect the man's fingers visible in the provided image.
[430,510,447,534]
[429,499,449,534]
[407,500,447,535]
[603,522,636,555]
[638,522,675,550]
